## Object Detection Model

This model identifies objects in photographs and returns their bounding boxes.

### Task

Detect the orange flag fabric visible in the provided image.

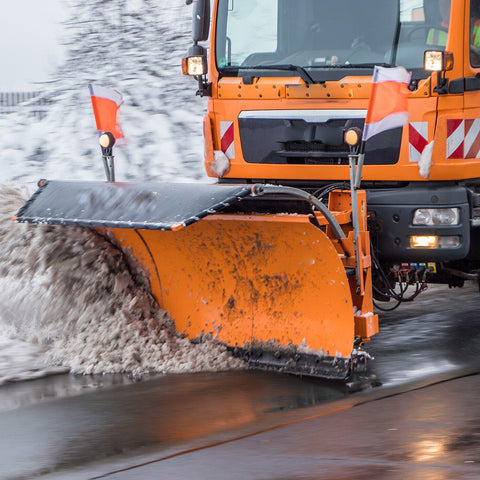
[363,66,411,142]
[88,84,124,140]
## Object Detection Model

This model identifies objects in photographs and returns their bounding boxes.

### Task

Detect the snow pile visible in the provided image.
[0,184,244,378]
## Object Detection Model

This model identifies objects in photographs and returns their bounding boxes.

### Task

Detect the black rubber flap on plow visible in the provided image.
[15,180,252,230]
[229,346,351,380]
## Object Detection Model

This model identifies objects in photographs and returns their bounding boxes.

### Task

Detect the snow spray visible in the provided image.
[0,183,243,383]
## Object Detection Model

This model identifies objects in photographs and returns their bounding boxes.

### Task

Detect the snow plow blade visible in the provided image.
[15,180,378,380]
[14,180,253,230]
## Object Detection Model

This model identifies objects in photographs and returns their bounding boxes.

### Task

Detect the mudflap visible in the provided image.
[15,180,356,380]
[107,215,355,380]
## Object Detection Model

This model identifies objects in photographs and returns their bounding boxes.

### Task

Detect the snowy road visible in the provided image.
[1,283,479,479]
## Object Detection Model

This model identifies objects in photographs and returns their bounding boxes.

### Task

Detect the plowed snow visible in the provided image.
[0,183,244,382]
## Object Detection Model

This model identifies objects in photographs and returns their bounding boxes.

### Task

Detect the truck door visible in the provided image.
[463,0,480,133]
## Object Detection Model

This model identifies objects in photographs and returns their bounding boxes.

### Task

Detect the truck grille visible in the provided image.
[238,111,402,166]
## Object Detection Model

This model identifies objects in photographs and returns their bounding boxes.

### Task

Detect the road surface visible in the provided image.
[1,283,479,479]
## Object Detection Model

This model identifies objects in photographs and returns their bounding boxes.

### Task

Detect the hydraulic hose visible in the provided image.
[251,184,346,240]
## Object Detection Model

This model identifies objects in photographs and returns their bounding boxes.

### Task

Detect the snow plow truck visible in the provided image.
[14,0,480,380]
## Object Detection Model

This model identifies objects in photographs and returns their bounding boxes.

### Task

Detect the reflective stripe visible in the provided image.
[409,122,428,163]
[446,119,464,159]
[220,121,235,159]
[465,119,480,158]
[446,119,480,159]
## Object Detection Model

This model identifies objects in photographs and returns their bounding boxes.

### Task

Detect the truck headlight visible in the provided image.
[412,208,459,226]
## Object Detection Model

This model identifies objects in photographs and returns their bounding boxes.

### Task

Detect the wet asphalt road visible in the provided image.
[99,373,480,480]
[1,283,480,479]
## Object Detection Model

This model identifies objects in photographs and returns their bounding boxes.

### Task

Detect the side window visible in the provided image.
[398,0,449,47]
[471,0,480,66]
[395,0,449,69]
[426,0,450,47]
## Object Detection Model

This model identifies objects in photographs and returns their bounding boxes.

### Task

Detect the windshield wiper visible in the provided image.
[319,62,395,69]
[222,64,316,84]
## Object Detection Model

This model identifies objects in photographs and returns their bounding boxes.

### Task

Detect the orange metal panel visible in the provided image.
[217,77,288,100]
[108,215,355,358]
[286,82,372,100]
[205,88,449,182]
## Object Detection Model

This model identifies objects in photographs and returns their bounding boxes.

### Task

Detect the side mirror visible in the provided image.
[192,0,210,43]
[184,0,211,97]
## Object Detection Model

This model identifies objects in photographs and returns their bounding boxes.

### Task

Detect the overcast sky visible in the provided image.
[0,0,67,91]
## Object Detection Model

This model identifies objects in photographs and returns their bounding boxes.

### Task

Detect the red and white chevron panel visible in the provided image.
[447,119,464,159]
[464,119,480,158]
[447,119,480,159]
[409,122,428,162]
[220,121,235,159]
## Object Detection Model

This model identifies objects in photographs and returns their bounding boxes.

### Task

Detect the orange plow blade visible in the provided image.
[109,214,355,378]
[15,180,370,379]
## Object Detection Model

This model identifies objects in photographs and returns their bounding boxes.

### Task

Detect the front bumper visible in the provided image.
[367,183,470,261]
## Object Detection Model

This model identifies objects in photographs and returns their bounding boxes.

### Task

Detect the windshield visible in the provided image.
[215,0,449,77]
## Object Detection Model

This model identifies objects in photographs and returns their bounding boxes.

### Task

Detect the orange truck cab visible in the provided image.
[184,0,480,300]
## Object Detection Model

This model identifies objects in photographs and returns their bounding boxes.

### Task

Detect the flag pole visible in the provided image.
[344,127,364,293]
[99,132,116,182]
[354,141,366,189]
[347,64,411,290]
[88,84,124,182]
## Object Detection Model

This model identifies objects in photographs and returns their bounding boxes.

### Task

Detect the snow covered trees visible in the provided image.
[0,0,206,183]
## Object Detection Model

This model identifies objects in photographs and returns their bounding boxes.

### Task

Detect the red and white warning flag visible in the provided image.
[363,66,411,142]
[88,84,124,140]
